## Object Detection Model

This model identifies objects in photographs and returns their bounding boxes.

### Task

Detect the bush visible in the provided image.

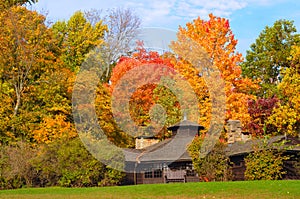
[33,137,124,187]
[0,138,125,189]
[188,137,232,181]
[100,168,124,186]
[244,138,290,180]
[0,141,38,189]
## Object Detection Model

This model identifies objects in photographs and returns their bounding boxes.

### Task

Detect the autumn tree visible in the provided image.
[174,14,259,129]
[31,67,77,144]
[0,6,53,116]
[107,44,178,139]
[241,20,300,97]
[94,83,134,147]
[51,11,107,72]
[0,0,37,11]
[267,45,300,136]
[247,97,279,136]
[73,49,134,147]
[107,14,259,141]
[0,6,61,142]
[0,6,77,144]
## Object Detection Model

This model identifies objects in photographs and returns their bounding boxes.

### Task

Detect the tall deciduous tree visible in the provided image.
[0,6,76,144]
[241,20,300,97]
[0,6,53,117]
[267,46,300,136]
[51,11,107,72]
[0,6,59,143]
[107,44,177,138]
[85,8,141,82]
[175,14,259,128]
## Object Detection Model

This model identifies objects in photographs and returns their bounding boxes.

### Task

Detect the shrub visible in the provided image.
[244,138,290,180]
[100,168,124,186]
[0,138,125,189]
[0,141,38,189]
[188,137,232,181]
[33,137,124,187]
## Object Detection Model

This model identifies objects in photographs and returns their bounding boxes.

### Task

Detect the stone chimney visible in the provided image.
[226,120,251,144]
[135,136,159,149]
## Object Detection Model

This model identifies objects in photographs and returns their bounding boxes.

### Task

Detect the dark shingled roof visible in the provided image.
[226,135,300,156]
[124,119,300,164]
[124,134,195,163]
[124,119,203,163]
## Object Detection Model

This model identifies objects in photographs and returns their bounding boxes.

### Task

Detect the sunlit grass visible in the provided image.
[0,180,299,199]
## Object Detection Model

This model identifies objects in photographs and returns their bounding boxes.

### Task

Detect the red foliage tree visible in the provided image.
[247,97,279,136]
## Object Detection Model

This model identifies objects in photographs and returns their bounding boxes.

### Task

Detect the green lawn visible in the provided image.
[0,180,299,199]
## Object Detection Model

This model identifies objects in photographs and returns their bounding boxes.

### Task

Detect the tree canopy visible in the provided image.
[242,20,300,97]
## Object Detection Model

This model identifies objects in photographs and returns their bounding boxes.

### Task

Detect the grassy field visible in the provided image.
[0,180,299,199]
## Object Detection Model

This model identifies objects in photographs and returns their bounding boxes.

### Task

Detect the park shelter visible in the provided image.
[123,119,300,184]
[124,119,204,185]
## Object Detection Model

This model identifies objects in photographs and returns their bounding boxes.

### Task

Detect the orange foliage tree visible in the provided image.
[101,14,259,142]
[176,14,259,130]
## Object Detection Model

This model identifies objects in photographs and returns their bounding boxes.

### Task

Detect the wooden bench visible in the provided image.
[164,170,186,183]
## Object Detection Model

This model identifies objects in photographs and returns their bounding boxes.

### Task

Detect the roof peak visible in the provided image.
[167,119,204,130]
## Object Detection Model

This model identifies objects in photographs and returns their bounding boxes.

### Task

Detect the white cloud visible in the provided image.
[115,0,250,27]
[121,0,289,27]
[116,0,250,28]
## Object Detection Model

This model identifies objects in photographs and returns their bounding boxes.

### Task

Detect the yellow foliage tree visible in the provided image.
[33,115,77,144]
[0,6,63,142]
[0,6,78,144]
[268,45,300,136]
[51,11,107,72]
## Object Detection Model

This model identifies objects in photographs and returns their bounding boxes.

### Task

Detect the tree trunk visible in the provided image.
[13,88,21,116]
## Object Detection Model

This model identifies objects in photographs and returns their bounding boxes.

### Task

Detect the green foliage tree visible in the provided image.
[241,20,300,97]
[51,11,107,72]
[36,137,124,187]
[0,138,125,189]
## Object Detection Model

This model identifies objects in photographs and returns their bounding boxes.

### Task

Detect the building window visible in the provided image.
[145,171,153,178]
[154,169,162,178]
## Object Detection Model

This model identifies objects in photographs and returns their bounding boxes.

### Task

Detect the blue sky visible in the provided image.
[29,0,300,56]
